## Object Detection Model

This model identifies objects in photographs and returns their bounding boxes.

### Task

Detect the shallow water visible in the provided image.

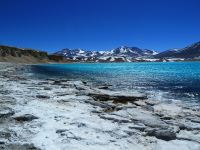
[30,62,200,104]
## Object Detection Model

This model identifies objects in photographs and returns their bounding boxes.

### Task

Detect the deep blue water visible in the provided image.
[31,62,200,104]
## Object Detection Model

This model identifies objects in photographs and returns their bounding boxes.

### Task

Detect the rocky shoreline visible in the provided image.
[0,63,200,150]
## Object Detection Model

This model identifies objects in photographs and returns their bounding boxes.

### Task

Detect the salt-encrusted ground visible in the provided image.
[0,63,200,150]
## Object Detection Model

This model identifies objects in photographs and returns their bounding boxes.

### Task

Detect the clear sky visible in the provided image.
[0,0,200,52]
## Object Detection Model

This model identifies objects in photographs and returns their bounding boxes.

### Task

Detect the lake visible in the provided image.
[30,62,200,104]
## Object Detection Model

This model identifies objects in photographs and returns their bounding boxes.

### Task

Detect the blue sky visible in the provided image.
[0,0,200,52]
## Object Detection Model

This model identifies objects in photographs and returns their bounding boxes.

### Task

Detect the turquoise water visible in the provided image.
[31,62,200,104]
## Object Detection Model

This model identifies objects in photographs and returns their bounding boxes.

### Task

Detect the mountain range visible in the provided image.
[0,41,200,63]
[54,41,200,62]
[54,46,158,62]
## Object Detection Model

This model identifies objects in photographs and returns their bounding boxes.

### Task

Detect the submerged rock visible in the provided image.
[56,129,68,134]
[178,124,187,130]
[36,95,50,99]
[0,141,5,144]
[98,86,110,89]
[53,80,61,85]
[190,118,200,124]
[14,114,38,122]
[82,81,87,85]
[43,87,52,90]
[38,81,49,85]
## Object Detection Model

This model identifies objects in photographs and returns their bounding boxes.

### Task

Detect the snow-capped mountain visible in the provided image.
[154,41,200,59]
[110,46,157,57]
[54,41,200,62]
[54,46,158,62]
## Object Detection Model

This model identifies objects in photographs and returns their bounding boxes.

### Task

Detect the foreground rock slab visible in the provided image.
[0,63,200,150]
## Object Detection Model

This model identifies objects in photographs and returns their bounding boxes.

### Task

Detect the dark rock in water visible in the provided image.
[0,141,5,144]
[112,95,147,103]
[77,123,86,128]
[61,86,67,88]
[38,81,49,85]
[97,84,112,89]
[88,93,146,104]
[0,107,15,118]
[178,124,186,130]
[91,110,101,114]
[98,86,109,89]
[20,82,28,84]
[59,79,69,82]
[160,116,173,120]
[2,143,40,150]
[190,118,200,123]
[82,81,87,85]
[43,87,52,90]
[53,80,61,85]
[36,95,50,99]
[113,98,134,104]
[46,78,56,81]
[56,93,70,97]
[145,128,176,141]
[56,129,68,133]
[14,114,38,122]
